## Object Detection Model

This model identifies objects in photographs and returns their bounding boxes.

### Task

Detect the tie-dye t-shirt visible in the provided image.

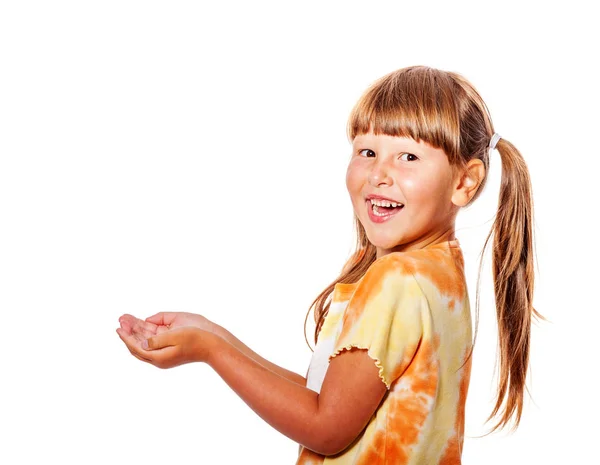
[297,239,472,465]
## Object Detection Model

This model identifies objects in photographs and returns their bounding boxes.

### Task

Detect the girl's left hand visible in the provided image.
[117,325,218,369]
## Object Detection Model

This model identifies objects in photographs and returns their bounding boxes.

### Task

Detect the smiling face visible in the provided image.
[347,132,461,258]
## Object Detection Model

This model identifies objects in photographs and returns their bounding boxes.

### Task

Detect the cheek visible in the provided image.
[398,173,426,199]
[402,173,445,204]
[405,176,450,213]
[346,164,361,194]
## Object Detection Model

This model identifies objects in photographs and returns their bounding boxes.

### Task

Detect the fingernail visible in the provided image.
[142,339,149,350]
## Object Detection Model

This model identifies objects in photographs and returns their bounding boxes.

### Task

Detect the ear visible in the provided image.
[451,158,485,207]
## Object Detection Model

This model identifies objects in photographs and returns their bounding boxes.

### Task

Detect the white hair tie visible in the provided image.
[489,133,501,150]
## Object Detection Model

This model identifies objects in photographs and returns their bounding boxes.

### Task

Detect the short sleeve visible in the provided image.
[329,258,427,389]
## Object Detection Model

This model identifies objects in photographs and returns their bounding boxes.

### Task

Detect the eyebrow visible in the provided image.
[352,139,424,154]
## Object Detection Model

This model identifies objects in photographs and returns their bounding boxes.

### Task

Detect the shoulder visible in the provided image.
[351,253,426,307]
[369,247,467,302]
[361,251,421,286]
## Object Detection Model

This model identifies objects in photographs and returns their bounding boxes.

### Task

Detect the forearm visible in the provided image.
[215,325,306,386]
[207,336,327,453]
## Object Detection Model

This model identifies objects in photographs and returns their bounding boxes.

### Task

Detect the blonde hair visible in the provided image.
[304,65,542,433]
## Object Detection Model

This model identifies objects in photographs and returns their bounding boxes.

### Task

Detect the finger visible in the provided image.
[132,318,158,338]
[120,314,153,336]
[145,330,179,351]
[145,312,176,326]
[119,319,134,335]
[131,330,149,344]
[117,330,175,369]
[119,329,180,369]
[127,346,153,364]
[118,315,136,333]
[156,325,171,335]
[117,327,138,346]
[116,328,153,362]
[119,314,138,326]
[120,314,158,339]
[120,320,142,339]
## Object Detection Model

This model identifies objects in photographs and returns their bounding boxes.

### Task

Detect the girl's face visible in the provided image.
[346,132,459,258]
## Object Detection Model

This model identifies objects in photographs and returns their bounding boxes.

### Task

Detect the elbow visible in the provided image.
[318,438,354,457]
[312,428,357,456]
[308,404,371,456]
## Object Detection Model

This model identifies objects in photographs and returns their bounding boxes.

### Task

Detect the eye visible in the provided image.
[358,149,376,158]
[400,152,418,161]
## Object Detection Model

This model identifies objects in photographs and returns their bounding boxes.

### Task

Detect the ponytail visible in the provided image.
[479,137,543,432]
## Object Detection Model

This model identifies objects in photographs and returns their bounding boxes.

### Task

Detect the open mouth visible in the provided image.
[367,199,404,216]
[371,203,403,216]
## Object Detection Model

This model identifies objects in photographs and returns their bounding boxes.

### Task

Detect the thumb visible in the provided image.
[143,331,176,351]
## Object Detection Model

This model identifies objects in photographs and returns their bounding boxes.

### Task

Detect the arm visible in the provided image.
[215,325,307,387]
[120,313,307,387]
[120,327,387,455]
[206,337,387,455]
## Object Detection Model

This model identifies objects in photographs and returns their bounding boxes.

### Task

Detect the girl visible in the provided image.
[117,65,540,464]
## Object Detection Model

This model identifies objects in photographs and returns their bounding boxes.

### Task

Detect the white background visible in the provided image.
[1,1,598,463]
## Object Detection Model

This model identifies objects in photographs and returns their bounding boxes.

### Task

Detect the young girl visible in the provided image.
[117,65,539,464]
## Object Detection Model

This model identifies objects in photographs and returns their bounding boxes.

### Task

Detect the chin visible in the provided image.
[368,237,402,251]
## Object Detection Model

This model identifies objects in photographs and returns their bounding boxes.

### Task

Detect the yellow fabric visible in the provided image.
[330,267,426,389]
[297,240,472,465]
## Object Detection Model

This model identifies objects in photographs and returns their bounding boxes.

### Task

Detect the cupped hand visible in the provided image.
[117,325,219,369]
[117,312,224,367]
[117,314,157,363]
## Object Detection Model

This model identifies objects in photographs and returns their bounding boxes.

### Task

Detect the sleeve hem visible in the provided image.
[329,344,391,390]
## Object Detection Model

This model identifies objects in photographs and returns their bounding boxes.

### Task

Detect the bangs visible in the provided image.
[347,66,463,163]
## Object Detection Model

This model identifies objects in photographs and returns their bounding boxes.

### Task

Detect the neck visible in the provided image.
[376,228,456,259]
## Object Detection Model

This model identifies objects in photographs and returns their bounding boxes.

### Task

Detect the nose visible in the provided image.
[368,159,393,186]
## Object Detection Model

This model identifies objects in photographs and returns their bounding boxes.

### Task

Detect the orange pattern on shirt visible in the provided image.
[297,240,472,465]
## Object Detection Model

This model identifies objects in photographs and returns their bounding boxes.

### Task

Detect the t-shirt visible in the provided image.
[296,239,472,465]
